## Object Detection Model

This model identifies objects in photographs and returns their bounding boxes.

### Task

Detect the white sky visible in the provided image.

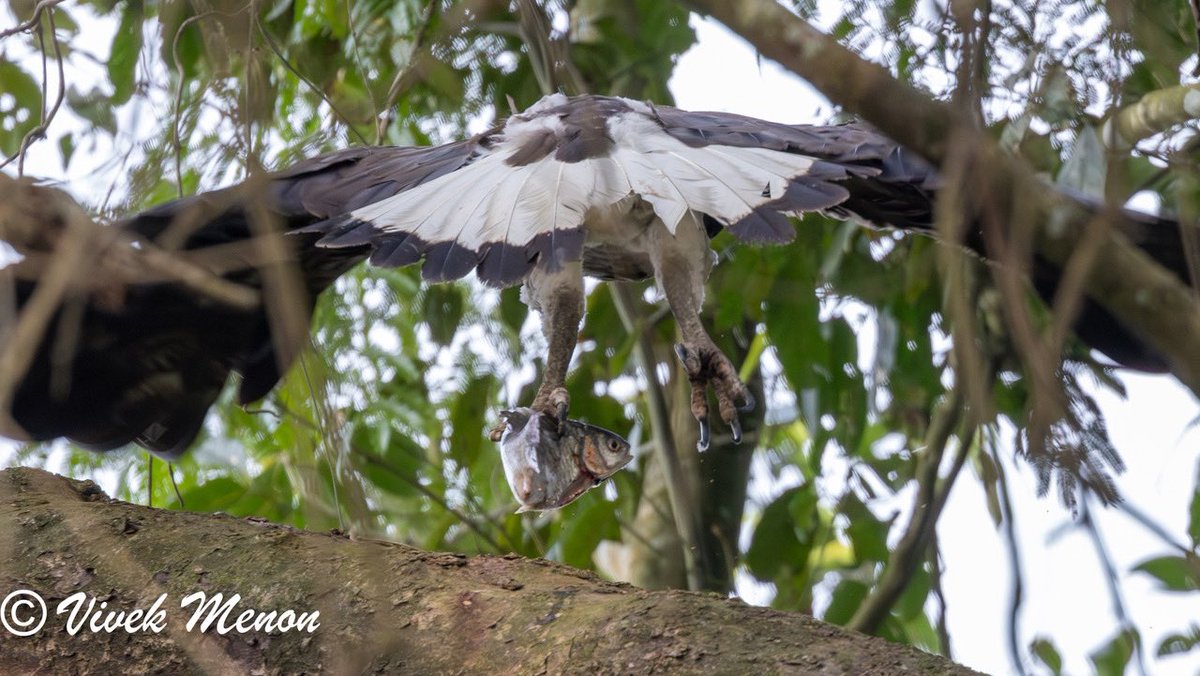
[670,17,1200,676]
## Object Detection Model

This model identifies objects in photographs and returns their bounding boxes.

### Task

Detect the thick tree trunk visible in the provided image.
[0,467,977,673]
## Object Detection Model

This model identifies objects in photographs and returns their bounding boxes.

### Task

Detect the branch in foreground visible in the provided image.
[684,0,1200,399]
[0,467,979,673]
[1112,83,1200,146]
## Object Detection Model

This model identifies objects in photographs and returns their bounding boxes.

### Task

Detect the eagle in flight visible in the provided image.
[2,94,1185,456]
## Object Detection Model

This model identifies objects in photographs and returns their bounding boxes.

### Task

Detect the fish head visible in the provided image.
[573,422,633,481]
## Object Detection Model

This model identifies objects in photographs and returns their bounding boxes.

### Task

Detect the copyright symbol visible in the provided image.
[2,590,47,637]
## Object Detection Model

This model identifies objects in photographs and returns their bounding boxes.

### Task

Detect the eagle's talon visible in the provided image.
[697,417,711,452]
[531,386,571,434]
[675,338,750,448]
[737,389,756,414]
[674,343,689,364]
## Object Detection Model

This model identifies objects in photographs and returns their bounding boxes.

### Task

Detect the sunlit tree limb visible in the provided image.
[1112,84,1200,146]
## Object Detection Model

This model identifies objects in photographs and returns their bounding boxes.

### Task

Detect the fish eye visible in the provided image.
[607,438,621,451]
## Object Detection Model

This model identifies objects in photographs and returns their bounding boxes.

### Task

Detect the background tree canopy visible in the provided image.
[2,0,1199,673]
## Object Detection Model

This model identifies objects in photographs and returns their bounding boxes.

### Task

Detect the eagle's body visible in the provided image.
[2,94,1185,455]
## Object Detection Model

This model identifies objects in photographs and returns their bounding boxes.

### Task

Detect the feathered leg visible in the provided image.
[490,261,584,440]
[651,211,754,450]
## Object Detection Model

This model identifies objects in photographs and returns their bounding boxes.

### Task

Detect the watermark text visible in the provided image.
[2,589,321,637]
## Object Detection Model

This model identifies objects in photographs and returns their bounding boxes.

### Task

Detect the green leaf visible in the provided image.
[1030,636,1064,675]
[1157,624,1200,657]
[558,496,619,568]
[422,284,465,346]
[1088,629,1138,676]
[895,611,940,653]
[895,567,931,620]
[57,133,74,170]
[765,248,824,389]
[842,496,890,564]
[448,375,496,468]
[66,86,117,134]
[179,476,248,512]
[1038,64,1077,126]
[108,1,144,105]
[498,286,528,336]
[0,59,41,155]
[419,60,467,106]
[1131,555,1200,592]
[823,579,869,625]
[746,487,815,580]
[1189,461,1200,548]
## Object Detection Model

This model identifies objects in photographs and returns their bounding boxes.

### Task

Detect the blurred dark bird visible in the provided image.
[0,94,1188,456]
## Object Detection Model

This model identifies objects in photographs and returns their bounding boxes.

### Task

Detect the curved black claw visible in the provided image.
[730,417,742,445]
[697,417,711,452]
[674,343,688,364]
[737,389,756,414]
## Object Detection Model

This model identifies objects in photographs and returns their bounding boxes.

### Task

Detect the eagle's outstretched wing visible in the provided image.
[3,93,1187,456]
[5,140,483,456]
[302,95,878,287]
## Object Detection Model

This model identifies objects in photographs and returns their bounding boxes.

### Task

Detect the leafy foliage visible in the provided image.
[3,0,1200,673]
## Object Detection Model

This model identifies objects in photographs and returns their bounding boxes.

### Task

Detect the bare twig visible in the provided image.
[297,352,347,532]
[1113,498,1196,555]
[0,0,67,39]
[1189,0,1200,76]
[1079,492,1149,676]
[988,428,1028,676]
[936,129,994,420]
[847,388,973,633]
[928,534,953,658]
[243,177,311,383]
[1,5,67,175]
[0,177,267,441]
[2,188,262,308]
[255,18,369,145]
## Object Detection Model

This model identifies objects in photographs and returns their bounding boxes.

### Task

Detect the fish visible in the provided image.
[490,408,633,512]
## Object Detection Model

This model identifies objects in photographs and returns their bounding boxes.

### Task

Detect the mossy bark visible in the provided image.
[0,467,978,674]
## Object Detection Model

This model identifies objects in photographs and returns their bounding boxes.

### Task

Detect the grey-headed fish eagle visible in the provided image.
[3,94,1184,456]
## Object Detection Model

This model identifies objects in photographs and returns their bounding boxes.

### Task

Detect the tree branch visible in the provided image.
[1111,84,1200,146]
[611,283,710,591]
[683,0,1200,398]
[847,389,972,634]
[0,467,981,674]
